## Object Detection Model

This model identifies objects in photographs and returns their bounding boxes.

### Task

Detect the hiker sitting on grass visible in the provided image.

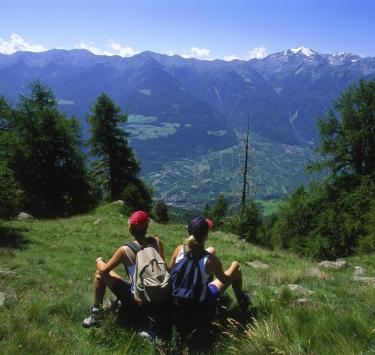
[169,216,251,332]
[83,211,168,329]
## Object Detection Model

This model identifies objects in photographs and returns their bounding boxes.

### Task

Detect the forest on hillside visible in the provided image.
[1,78,375,259]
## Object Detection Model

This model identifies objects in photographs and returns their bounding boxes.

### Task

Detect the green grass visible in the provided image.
[257,199,282,216]
[128,122,180,140]
[1,204,375,354]
[127,114,157,124]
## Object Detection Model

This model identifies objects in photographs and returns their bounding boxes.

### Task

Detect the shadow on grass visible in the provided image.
[179,295,257,354]
[114,295,257,354]
[0,225,30,250]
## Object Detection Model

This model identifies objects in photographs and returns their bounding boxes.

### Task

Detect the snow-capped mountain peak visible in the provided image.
[290,46,315,56]
[333,51,351,57]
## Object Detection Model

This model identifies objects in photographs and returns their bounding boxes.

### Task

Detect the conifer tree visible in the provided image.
[309,79,375,177]
[2,81,90,216]
[88,94,152,211]
[88,94,140,201]
[211,193,228,227]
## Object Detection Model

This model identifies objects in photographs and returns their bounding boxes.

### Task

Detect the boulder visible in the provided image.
[0,269,17,278]
[353,276,375,286]
[246,260,269,270]
[296,298,309,305]
[17,212,34,220]
[0,292,5,307]
[111,200,124,206]
[288,284,314,295]
[354,266,366,275]
[319,260,348,270]
[0,290,17,307]
[93,218,102,225]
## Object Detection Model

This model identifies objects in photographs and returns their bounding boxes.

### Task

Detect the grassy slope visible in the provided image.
[1,204,375,354]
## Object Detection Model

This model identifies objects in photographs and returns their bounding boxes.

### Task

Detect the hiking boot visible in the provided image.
[104,298,122,312]
[237,292,251,312]
[139,317,157,341]
[82,305,104,328]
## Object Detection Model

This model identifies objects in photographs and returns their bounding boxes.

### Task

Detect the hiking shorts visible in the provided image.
[110,279,133,304]
[207,283,219,300]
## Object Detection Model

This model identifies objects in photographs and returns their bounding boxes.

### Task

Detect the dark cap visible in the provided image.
[188,216,209,240]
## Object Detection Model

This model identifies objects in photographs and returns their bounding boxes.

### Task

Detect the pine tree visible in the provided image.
[88,93,140,201]
[309,78,375,177]
[3,81,90,216]
[88,93,152,211]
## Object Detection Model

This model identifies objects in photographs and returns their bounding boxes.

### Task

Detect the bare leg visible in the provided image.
[93,268,123,305]
[206,246,216,255]
[210,261,243,297]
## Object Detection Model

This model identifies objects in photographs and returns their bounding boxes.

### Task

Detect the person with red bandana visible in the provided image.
[82,211,166,329]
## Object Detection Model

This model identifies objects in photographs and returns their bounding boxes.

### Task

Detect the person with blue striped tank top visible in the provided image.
[169,216,251,333]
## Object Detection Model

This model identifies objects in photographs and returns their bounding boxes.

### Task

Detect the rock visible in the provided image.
[0,269,17,278]
[93,218,102,225]
[354,266,366,275]
[111,200,124,206]
[0,291,17,307]
[353,276,375,286]
[247,260,269,270]
[0,292,5,307]
[17,212,34,220]
[288,284,314,295]
[319,260,348,270]
[296,298,309,305]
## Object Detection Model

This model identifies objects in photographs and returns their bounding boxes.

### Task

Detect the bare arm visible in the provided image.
[169,245,183,270]
[153,236,166,261]
[207,255,233,285]
[96,247,126,274]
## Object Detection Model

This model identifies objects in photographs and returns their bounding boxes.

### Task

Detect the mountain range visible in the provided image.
[0,47,374,205]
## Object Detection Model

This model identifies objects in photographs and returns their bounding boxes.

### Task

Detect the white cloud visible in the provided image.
[75,39,138,57]
[223,54,240,61]
[247,45,267,59]
[107,39,138,57]
[0,33,46,54]
[181,47,212,60]
[75,42,114,56]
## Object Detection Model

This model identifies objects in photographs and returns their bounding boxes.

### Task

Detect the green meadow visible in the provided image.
[1,203,375,354]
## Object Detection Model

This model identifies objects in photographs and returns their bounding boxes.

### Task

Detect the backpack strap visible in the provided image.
[126,236,157,256]
[126,237,155,253]
[126,242,142,255]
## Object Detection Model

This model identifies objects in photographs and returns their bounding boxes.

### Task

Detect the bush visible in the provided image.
[154,200,169,223]
[269,176,375,259]
[225,201,262,242]
[211,194,228,228]
[258,213,278,247]
[120,180,153,216]
[0,160,23,219]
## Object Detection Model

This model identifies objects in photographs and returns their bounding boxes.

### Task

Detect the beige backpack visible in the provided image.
[128,241,171,303]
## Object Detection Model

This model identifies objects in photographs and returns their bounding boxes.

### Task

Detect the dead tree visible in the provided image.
[241,116,250,209]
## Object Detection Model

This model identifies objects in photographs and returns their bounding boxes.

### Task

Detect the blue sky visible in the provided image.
[0,0,374,59]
